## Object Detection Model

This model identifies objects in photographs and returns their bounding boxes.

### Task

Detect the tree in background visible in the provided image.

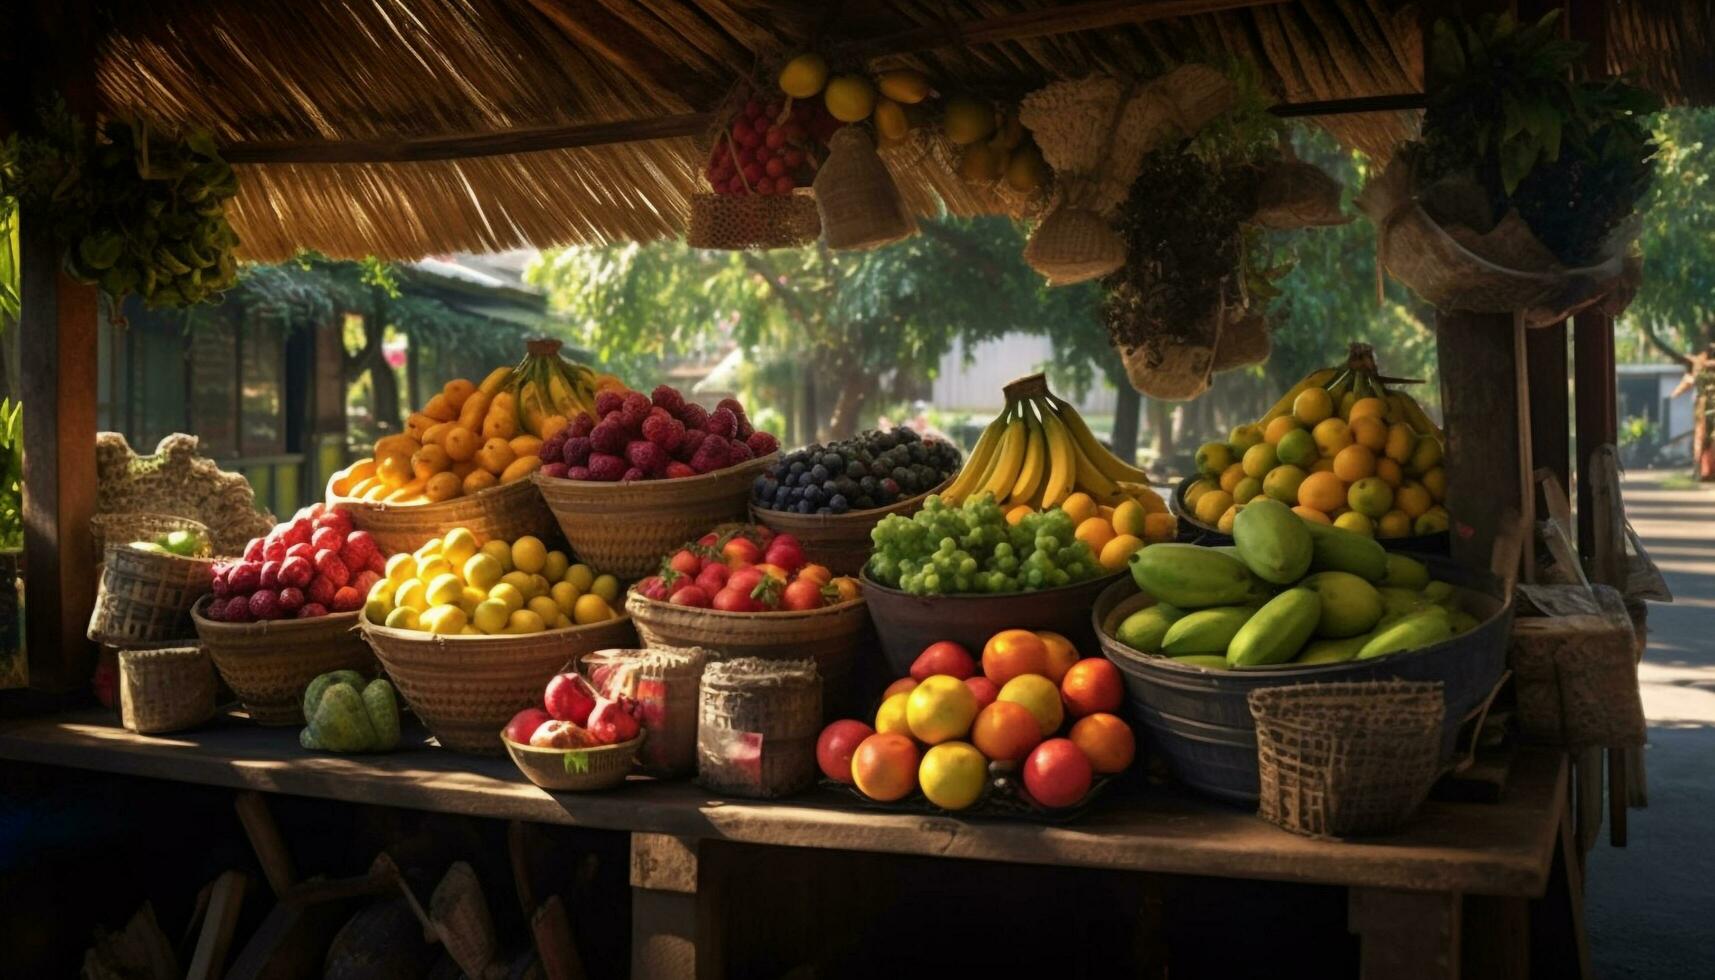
[1623,108,1715,364]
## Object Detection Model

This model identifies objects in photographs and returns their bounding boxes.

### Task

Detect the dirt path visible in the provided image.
[1584,471,1715,977]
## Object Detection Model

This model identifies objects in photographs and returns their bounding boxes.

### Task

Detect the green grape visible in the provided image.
[1048,568,1069,587]
[959,557,977,575]
[924,572,941,592]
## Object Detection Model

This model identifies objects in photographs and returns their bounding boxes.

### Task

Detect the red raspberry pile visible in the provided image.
[538,385,779,482]
[205,504,383,621]
[705,98,842,197]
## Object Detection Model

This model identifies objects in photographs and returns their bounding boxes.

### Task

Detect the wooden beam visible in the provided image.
[1270,93,1428,117]
[220,112,714,165]
[842,0,1292,57]
[1438,311,1523,570]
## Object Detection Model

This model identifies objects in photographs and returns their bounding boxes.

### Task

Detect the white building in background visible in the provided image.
[932,334,1116,416]
[1616,363,1697,464]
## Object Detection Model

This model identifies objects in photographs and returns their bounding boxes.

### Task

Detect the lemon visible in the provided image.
[489,582,525,614]
[417,558,453,583]
[459,586,488,613]
[1414,507,1451,535]
[500,570,539,598]
[1408,436,1443,475]
[367,577,397,604]
[1293,387,1334,426]
[918,741,987,810]
[553,614,574,630]
[472,599,510,634]
[385,553,418,584]
[777,52,828,98]
[1098,534,1144,572]
[396,578,429,612]
[1242,442,1278,478]
[1232,476,1262,505]
[876,68,930,104]
[503,609,546,635]
[1347,477,1395,519]
[1184,479,1214,507]
[413,538,444,563]
[823,74,876,122]
[511,535,547,574]
[1333,511,1374,537]
[942,96,995,144]
[550,580,580,614]
[573,593,613,625]
[875,692,911,735]
[543,550,570,583]
[527,595,562,625]
[422,604,468,635]
[480,539,514,572]
[1060,491,1098,525]
[425,573,463,607]
[1194,442,1233,478]
[442,527,479,567]
[591,574,621,605]
[363,593,392,625]
[874,97,910,141]
[1377,510,1412,538]
[1111,499,1146,537]
[564,563,595,592]
[462,553,503,591]
[384,606,421,631]
[1194,489,1234,526]
[459,625,482,635]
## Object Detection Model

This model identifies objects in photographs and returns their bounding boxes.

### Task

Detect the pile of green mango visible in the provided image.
[1120,499,1479,670]
[300,671,401,753]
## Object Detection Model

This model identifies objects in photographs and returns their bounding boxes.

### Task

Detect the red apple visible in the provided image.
[910,641,976,681]
[1023,738,1094,809]
[504,708,552,745]
[964,676,1000,710]
[816,719,875,783]
[529,719,594,749]
[544,672,598,725]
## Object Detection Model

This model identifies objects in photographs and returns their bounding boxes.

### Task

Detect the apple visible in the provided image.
[964,675,1000,710]
[1023,738,1094,808]
[504,708,552,745]
[530,719,594,749]
[544,672,598,725]
[910,641,975,681]
[816,719,875,783]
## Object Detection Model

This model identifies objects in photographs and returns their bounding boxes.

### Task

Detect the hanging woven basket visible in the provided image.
[813,126,916,251]
[1024,204,1125,286]
[686,191,821,251]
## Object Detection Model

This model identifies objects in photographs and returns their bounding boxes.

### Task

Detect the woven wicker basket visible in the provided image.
[88,543,217,645]
[503,732,644,791]
[624,591,867,717]
[1023,205,1125,286]
[532,454,777,579]
[1250,680,1444,839]
[90,513,211,559]
[360,615,639,755]
[814,127,916,251]
[193,598,377,725]
[698,658,821,798]
[686,191,821,250]
[582,646,709,775]
[1508,585,1646,748]
[118,645,217,734]
[749,479,948,576]
[327,476,559,557]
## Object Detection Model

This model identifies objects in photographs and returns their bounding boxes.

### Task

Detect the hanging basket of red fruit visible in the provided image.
[686,91,838,250]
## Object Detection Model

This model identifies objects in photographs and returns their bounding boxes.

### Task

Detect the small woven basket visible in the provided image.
[698,658,821,798]
[1023,204,1125,286]
[813,127,916,251]
[503,732,644,791]
[361,615,639,755]
[118,645,217,734]
[582,646,709,775]
[90,513,211,559]
[686,192,821,250]
[1508,585,1646,748]
[193,598,377,725]
[624,592,867,717]
[328,476,559,558]
[88,543,217,645]
[1249,680,1445,839]
[532,454,776,579]
[749,479,948,576]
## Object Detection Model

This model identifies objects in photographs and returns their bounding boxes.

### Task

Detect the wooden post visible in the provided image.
[1349,887,1462,980]
[1526,323,1571,513]
[1437,312,1522,569]
[630,833,717,980]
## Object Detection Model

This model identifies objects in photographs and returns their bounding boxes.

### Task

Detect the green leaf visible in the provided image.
[562,750,591,775]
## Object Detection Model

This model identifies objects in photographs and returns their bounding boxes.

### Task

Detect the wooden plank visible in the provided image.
[0,709,1567,897]
[1572,312,1616,559]
[1526,324,1571,513]
[631,834,709,980]
[234,791,297,898]
[1437,312,1522,570]
[221,112,714,165]
[522,0,713,110]
[1462,894,1530,980]
[1348,887,1461,980]
[186,871,248,980]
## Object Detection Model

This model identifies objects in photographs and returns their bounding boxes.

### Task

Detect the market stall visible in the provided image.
[3,0,1702,977]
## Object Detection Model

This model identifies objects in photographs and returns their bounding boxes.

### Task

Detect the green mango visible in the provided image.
[1305,522,1388,581]
[1115,602,1184,653]
[362,679,401,751]
[1233,499,1313,585]
[1228,588,1322,667]
[1358,607,1454,660]
[1170,654,1231,670]
[1381,553,1431,590]
[1449,610,1481,635]
[1130,544,1254,609]
[1162,605,1256,656]
[1302,571,1384,638]
[1296,634,1370,665]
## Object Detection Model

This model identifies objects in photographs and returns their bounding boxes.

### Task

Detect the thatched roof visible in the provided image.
[49,0,1711,261]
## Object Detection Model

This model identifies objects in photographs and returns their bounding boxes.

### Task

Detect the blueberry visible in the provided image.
[804,486,823,505]
[829,494,849,513]
[845,460,867,478]
[788,461,806,476]
[797,499,814,514]
[860,475,878,493]
[811,464,830,482]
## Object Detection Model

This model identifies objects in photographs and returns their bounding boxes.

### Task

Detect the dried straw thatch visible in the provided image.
[61,0,1704,260]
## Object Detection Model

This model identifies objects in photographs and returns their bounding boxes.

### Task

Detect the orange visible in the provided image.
[1060,492,1098,525]
[1348,397,1387,423]
[1349,415,1388,452]
[1060,657,1124,718]
[1005,504,1034,526]
[981,629,1050,686]
[1263,416,1299,445]
[1421,466,1447,502]
[970,701,1043,762]
[1293,387,1334,426]
[1142,513,1177,543]
[1396,482,1433,519]
[882,676,918,700]
[1296,470,1347,513]
[1293,504,1333,524]
[1194,490,1234,526]
[1375,457,1404,488]
[851,733,920,802]
[1310,457,1335,474]
[1377,509,1413,538]
[1241,443,1279,478]
[1036,631,1080,683]
[1331,444,1376,482]
[1069,712,1136,774]
[998,674,1064,735]
[1312,417,1353,457]
[1074,517,1115,554]
[1347,477,1395,519]
[1384,422,1417,464]
[1219,462,1246,494]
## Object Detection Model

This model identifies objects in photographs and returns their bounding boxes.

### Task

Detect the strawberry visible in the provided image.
[242,538,265,562]
[331,586,364,612]
[278,555,313,588]
[664,461,696,479]
[310,525,342,553]
[669,584,711,607]
[781,578,824,611]
[306,574,338,607]
[635,576,673,601]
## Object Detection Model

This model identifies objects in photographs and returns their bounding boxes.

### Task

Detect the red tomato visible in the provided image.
[712,588,755,612]
[669,549,702,576]
[722,537,763,567]
[727,566,765,597]
[781,579,824,611]
[796,563,832,587]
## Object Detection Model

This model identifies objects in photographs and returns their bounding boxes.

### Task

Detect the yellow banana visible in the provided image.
[478,365,514,396]
[1073,445,1119,500]
[1009,404,1047,505]
[1039,409,1074,508]
[980,413,1028,501]
[1047,395,1150,483]
[1260,367,1338,423]
[1394,389,1446,443]
[1324,369,1353,402]
[944,406,1010,503]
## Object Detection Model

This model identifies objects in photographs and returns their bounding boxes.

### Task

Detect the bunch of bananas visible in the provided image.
[944,374,1155,508]
[513,339,603,436]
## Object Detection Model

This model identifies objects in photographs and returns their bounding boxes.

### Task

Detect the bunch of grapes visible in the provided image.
[706,98,843,197]
[867,494,1100,596]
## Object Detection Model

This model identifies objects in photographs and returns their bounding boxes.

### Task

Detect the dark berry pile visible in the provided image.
[752,428,961,515]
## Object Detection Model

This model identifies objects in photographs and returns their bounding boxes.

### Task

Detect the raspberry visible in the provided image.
[594,390,624,417]
[223,597,253,622]
[562,435,593,466]
[706,407,737,438]
[641,413,684,452]
[540,432,568,462]
[203,597,228,621]
[228,561,261,595]
[277,586,305,615]
[651,384,686,414]
[569,412,596,438]
[242,538,264,562]
[677,402,709,431]
[314,509,354,537]
[625,440,670,475]
[297,603,329,619]
[541,461,569,479]
[622,467,646,482]
[664,461,697,479]
[248,589,282,620]
[717,398,752,438]
[211,566,231,597]
[313,550,350,589]
[674,428,708,462]
[746,431,780,456]
[331,586,364,612]
[306,574,337,607]
[566,465,591,480]
[278,555,313,588]
[342,531,378,569]
[689,437,730,474]
[311,526,342,553]
[620,392,652,429]
[283,518,314,547]
[263,537,287,562]
[286,542,315,561]
[352,570,382,595]
[587,453,626,481]
[589,421,625,455]
[726,437,754,463]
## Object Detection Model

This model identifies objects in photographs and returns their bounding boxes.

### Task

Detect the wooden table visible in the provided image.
[0,710,1573,979]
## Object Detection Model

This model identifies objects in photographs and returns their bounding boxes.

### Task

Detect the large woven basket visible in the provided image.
[118,645,217,734]
[360,615,639,755]
[89,543,217,645]
[533,454,777,579]
[624,591,868,717]
[193,598,377,725]
[749,479,948,576]
[90,513,211,558]
[327,476,559,557]
[503,732,644,791]
[1249,680,1444,839]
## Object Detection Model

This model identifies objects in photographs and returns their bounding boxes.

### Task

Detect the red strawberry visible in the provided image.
[696,563,731,594]
[283,518,314,547]
[278,555,313,588]
[636,576,672,601]
[313,549,350,588]
[286,542,315,561]
[297,603,329,619]
[669,584,711,607]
